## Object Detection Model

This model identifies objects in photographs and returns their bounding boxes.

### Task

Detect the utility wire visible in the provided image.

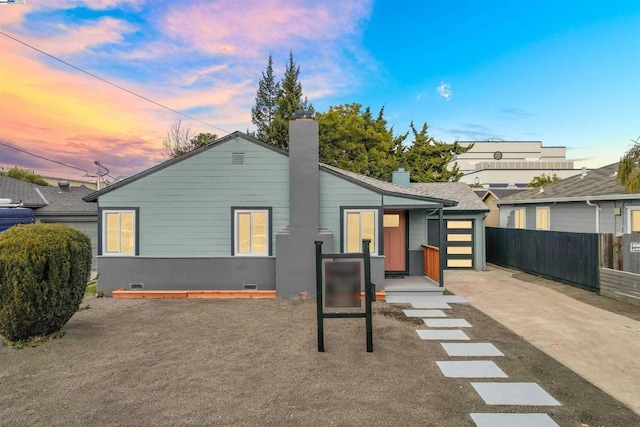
[0,30,230,135]
[0,141,91,174]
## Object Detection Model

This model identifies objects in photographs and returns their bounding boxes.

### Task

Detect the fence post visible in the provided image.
[363,239,373,353]
[315,241,324,352]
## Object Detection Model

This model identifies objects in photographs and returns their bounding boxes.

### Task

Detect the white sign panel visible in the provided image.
[630,242,640,253]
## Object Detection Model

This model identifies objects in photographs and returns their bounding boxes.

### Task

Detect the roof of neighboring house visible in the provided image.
[36,185,97,215]
[84,131,458,207]
[411,182,489,212]
[0,175,95,215]
[489,188,528,199]
[0,175,47,208]
[498,163,636,205]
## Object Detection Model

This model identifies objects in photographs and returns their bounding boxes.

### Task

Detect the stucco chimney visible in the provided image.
[392,167,411,187]
[288,117,319,233]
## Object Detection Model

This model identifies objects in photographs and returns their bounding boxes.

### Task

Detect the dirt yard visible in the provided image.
[1,297,638,426]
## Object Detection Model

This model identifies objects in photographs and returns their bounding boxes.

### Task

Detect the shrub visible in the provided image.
[0,223,91,342]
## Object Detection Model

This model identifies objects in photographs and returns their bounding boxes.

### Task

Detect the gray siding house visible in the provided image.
[0,176,98,270]
[497,163,640,234]
[85,119,487,297]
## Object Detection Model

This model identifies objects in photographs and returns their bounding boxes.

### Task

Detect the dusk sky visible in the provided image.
[1,1,638,180]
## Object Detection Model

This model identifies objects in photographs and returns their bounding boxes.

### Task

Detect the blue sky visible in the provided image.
[1,0,638,178]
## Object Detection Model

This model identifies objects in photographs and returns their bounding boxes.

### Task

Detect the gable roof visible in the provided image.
[498,163,637,205]
[84,131,457,207]
[410,182,488,212]
[0,175,95,215]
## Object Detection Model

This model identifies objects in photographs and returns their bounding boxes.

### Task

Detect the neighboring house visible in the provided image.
[453,140,584,187]
[474,188,526,227]
[84,119,488,296]
[41,175,98,190]
[0,176,98,269]
[497,163,640,234]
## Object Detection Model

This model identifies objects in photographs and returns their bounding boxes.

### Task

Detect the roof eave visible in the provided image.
[497,193,640,205]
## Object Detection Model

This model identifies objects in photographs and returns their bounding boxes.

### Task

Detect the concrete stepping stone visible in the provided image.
[417,329,470,340]
[471,413,559,427]
[424,318,471,328]
[471,382,561,406]
[403,309,447,318]
[410,302,451,309]
[436,361,507,378]
[387,295,468,305]
[441,343,504,357]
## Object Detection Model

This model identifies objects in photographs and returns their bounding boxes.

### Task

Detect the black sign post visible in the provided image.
[315,239,375,352]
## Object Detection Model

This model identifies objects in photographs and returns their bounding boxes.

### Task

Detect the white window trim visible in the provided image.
[514,208,526,230]
[101,209,136,256]
[536,207,550,230]
[626,206,640,234]
[343,209,379,254]
[234,209,270,256]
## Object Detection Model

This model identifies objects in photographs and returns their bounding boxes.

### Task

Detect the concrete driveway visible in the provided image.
[445,265,640,415]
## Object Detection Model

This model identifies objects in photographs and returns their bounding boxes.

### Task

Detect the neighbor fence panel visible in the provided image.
[486,227,600,291]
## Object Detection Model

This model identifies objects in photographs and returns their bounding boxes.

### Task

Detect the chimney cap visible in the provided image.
[293,110,314,120]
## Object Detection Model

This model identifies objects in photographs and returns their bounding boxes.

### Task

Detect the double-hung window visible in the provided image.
[514,208,526,229]
[234,209,269,256]
[344,209,378,254]
[102,209,136,255]
[536,207,550,230]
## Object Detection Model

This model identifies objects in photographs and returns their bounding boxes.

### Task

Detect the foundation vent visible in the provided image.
[232,153,245,165]
[243,284,258,290]
[129,283,144,290]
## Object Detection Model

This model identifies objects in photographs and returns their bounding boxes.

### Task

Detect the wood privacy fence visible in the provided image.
[486,227,600,292]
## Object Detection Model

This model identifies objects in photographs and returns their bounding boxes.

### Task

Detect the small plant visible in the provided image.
[0,224,92,343]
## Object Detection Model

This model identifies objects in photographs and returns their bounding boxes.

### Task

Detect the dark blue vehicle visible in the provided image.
[0,207,35,233]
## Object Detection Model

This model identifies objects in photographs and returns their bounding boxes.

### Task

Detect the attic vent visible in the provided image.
[129,283,144,290]
[232,153,245,165]
[243,284,258,290]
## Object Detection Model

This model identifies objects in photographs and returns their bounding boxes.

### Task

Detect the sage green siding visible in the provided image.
[99,137,290,257]
[408,210,428,250]
[383,195,440,207]
[319,171,381,253]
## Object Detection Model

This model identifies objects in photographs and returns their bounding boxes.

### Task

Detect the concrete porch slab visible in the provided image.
[424,318,472,328]
[471,382,561,406]
[436,360,507,378]
[417,329,470,340]
[385,295,467,304]
[403,309,447,318]
[441,343,504,357]
[471,413,559,427]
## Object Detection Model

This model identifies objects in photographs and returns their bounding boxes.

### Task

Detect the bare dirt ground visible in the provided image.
[1,297,639,426]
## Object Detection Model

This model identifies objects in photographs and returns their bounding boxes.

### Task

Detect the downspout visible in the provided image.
[586,200,600,233]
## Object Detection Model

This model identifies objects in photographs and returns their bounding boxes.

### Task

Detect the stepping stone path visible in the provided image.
[386,293,562,426]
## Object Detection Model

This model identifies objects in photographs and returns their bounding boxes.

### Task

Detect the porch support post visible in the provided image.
[438,206,445,287]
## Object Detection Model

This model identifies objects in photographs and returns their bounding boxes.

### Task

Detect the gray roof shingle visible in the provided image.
[498,163,634,204]
[411,182,489,211]
[0,175,47,208]
[0,175,95,214]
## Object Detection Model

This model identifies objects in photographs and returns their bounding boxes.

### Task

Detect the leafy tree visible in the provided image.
[191,132,218,149]
[0,168,49,186]
[251,55,280,146]
[251,52,313,150]
[163,119,217,158]
[617,137,640,192]
[316,103,405,181]
[401,122,473,182]
[528,173,561,188]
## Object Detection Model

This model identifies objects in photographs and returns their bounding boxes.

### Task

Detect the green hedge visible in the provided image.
[0,223,92,341]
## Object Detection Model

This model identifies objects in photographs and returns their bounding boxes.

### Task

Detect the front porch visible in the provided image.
[383,275,444,298]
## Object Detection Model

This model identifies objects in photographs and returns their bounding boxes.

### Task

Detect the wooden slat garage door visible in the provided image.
[446,219,474,269]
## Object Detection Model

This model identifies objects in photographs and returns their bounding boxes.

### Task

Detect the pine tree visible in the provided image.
[401,122,473,182]
[251,55,280,145]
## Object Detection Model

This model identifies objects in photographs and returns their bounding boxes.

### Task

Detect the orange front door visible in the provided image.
[383,211,406,272]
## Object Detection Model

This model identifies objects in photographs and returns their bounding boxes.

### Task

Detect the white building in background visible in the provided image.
[452,140,584,188]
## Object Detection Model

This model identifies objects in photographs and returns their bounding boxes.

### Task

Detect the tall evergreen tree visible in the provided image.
[250,55,280,145]
[316,103,404,181]
[252,52,312,150]
[401,122,473,182]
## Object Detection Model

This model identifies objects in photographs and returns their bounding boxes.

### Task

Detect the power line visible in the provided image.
[0,141,91,174]
[0,30,230,135]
